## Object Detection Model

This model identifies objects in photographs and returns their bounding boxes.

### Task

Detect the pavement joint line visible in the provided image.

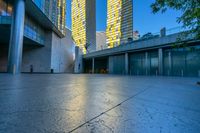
[68,86,151,133]
[135,96,200,114]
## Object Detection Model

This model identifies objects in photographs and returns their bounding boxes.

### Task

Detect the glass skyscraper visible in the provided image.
[71,0,96,54]
[32,0,66,35]
[106,0,133,48]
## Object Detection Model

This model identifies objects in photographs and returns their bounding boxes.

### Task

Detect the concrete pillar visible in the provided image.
[74,46,79,73]
[125,53,129,75]
[168,51,172,76]
[74,46,83,74]
[7,0,25,74]
[108,56,113,74]
[145,52,148,75]
[158,48,163,75]
[92,58,95,74]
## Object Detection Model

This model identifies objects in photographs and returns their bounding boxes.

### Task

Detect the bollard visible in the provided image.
[30,65,33,73]
[51,69,54,74]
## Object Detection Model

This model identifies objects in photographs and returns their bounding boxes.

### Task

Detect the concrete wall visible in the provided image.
[22,32,52,73]
[51,28,75,73]
[22,28,75,73]
[74,46,84,73]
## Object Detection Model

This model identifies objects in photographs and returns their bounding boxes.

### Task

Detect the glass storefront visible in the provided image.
[109,55,125,74]
[129,52,146,75]
[149,51,159,75]
[129,51,158,75]
[164,45,200,77]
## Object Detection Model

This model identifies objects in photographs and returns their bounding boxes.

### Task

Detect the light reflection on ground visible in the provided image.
[0,74,200,133]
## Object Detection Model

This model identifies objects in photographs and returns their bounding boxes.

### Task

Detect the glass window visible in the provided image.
[7,3,12,16]
[0,0,12,16]
[0,0,7,16]
[24,15,45,45]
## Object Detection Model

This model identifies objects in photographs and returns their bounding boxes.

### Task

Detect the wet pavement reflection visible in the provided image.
[0,74,200,133]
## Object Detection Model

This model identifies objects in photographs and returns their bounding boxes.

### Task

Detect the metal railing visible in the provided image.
[135,26,187,42]
[152,26,185,37]
[166,26,185,35]
[96,26,188,52]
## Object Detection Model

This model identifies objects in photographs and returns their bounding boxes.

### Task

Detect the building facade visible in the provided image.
[83,32,200,77]
[71,0,96,54]
[32,0,66,35]
[106,0,133,48]
[96,31,107,51]
[0,0,74,74]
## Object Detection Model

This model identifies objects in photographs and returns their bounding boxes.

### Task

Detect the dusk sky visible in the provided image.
[66,0,182,35]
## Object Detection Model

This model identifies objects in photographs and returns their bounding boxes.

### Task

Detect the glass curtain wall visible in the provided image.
[164,45,200,77]
[109,55,125,74]
[149,51,159,75]
[129,51,158,75]
[129,52,146,75]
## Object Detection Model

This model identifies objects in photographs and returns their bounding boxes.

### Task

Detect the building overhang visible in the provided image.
[0,24,44,47]
[25,0,65,38]
[84,32,200,59]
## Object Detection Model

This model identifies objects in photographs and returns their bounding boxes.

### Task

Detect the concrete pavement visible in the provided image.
[0,74,199,133]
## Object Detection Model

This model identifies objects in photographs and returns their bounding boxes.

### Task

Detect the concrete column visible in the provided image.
[125,53,129,75]
[145,52,148,75]
[74,46,83,74]
[7,0,25,74]
[168,51,172,76]
[92,58,95,74]
[74,46,79,73]
[108,56,113,74]
[158,48,163,75]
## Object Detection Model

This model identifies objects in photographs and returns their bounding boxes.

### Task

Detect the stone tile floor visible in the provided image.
[0,74,200,133]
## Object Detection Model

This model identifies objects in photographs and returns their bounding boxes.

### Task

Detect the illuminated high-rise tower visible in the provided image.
[34,0,66,35]
[71,0,96,54]
[106,0,133,48]
[54,0,66,34]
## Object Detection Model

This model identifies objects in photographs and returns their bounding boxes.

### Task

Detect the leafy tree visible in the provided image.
[151,0,200,39]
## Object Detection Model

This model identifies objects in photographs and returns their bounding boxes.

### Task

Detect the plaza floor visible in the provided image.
[0,74,200,133]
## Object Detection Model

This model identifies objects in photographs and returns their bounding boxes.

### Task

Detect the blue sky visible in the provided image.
[66,0,182,35]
